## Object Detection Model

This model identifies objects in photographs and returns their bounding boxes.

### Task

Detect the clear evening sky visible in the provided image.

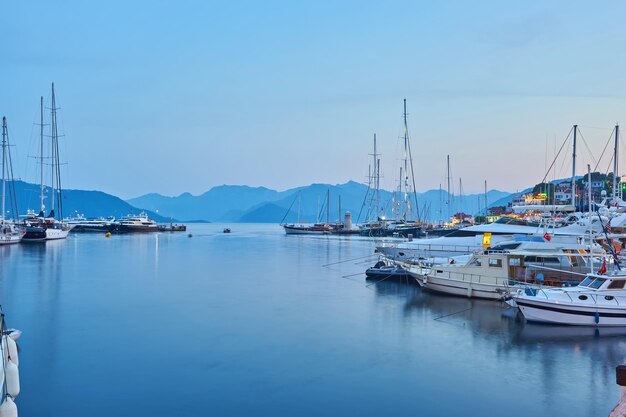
[3,1,626,199]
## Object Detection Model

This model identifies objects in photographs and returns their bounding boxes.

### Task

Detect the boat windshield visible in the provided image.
[493,217,540,227]
[589,278,606,289]
[579,277,594,287]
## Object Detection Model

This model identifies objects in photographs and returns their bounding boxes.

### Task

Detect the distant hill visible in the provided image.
[127,185,284,222]
[9,180,170,222]
[127,180,513,223]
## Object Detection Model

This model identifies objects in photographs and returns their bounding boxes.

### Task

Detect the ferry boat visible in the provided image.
[115,212,159,233]
[512,272,626,326]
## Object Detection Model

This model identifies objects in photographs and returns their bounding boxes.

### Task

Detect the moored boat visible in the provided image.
[365,260,411,282]
[21,85,72,242]
[513,272,626,326]
[403,242,607,300]
[0,117,24,244]
[283,223,331,235]
[115,212,159,233]
[66,215,118,233]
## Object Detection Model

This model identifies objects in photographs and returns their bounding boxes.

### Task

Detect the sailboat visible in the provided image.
[22,84,72,241]
[281,192,332,235]
[0,117,24,244]
[361,100,422,238]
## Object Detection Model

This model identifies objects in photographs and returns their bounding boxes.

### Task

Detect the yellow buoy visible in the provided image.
[105,232,111,238]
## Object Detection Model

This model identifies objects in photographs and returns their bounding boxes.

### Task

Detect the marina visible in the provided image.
[4,2,626,415]
[1,224,624,417]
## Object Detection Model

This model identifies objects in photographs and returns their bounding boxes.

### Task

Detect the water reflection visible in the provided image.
[370,280,626,416]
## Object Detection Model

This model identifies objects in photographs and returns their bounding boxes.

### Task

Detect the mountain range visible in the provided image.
[3,179,515,223]
[127,181,512,223]
[7,180,170,222]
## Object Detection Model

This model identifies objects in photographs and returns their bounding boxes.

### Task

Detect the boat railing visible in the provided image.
[428,269,512,286]
[404,244,479,254]
[523,287,626,306]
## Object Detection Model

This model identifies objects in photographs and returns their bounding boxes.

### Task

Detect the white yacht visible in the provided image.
[513,272,626,326]
[116,212,158,233]
[378,214,604,261]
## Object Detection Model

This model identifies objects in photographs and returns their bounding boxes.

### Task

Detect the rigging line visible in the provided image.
[6,127,18,220]
[540,126,574,185]
[279,193,299,225]
[356,180,372,224]
[342,271,367,278]
[605,154,614,177]
[321,253,377,267]
[593,129,614,172]
[433,306,474,321]
[577,129,598,167]
[406,131,420,222]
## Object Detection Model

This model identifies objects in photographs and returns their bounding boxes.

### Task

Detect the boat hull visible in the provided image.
[419,274,510,300]
[70,224,118,233]
[283,225,330,235]
[0,234,22,244]
[516,297,626,326]
[115,225,159,233]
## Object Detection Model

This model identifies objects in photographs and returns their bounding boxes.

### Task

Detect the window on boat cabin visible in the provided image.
[579,277,594,287]
[493,243,521,250]
[508,257,521,266]
[469,258,481,266]
[524,256,561,264]
[607,279,626,290]
[589,278,606,289]
[488,258,502,267]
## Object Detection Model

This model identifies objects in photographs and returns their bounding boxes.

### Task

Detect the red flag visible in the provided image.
[598,258,607,275]
[543,232,551,241]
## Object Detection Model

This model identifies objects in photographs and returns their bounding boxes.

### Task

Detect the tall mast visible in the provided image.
[572,124,577,208]
[614,124,620,201]
[484,180,488,215]
[438,183,442,224]
[459,178,463,214]
[403,99,409,220]
[338,194,341,224]
[1,117,6,223]
[587,164,588,274]
[446,155,451,220]
[39,96,45,215]
[326,188,330,224]
[50,83,57,218]
[398,167,403,221]
[370,133,379,220]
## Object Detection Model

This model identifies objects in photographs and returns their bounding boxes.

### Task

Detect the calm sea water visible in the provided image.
[1,223,624,416]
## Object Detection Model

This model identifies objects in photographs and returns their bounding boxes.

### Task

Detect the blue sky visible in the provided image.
[3,1,626,198]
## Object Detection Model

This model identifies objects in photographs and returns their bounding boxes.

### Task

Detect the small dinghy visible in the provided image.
[223,228,231,234]
[365,260,411,282]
